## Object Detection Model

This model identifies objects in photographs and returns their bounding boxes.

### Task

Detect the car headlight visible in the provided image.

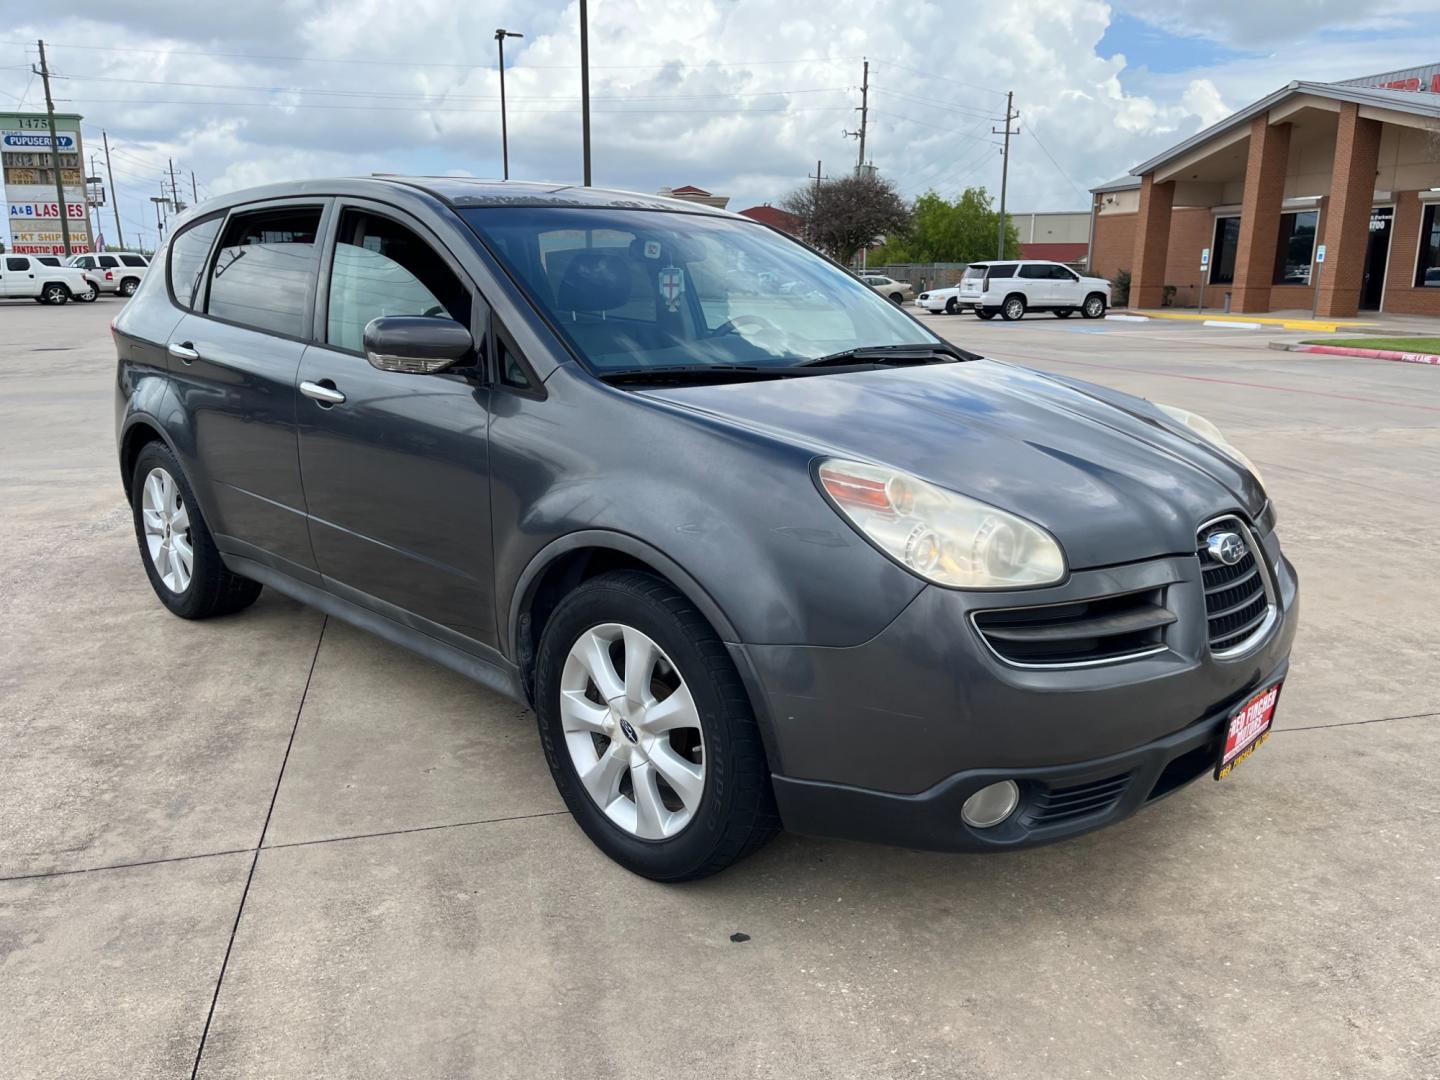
[1155,404,1265,487]
[816,459,1065,589]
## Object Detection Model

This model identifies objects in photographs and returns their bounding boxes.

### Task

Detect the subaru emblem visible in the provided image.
[1206,531,1247,566]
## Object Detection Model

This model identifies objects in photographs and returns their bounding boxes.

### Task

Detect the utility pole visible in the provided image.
[843,60,870,175]
[169,158,184,214]
[494,29,523,180]
[579,0,592,185]
[151,189,167,243]
[807,159,824,244]
[102,130,125,249]
[992,91,1019,260]
[34,40,74,257]
[191,170,198,204]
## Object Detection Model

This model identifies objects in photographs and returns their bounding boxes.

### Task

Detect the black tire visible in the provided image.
[41,283,69,305]
[888,292,903,304]
[976,308,996,320]
[1054,308,1073,319]
[119,277,140,297]
[129,441,262,619]
[78,283,99,303]
[944,297,958,315]
[1000,294,1026,321]
[535,570,779,881]
[1082,293,1107,319]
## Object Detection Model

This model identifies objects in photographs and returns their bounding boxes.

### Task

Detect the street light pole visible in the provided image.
[494,29,523,181]
[579,0,592,185]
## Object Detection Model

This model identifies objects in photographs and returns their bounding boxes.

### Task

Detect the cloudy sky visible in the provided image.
[2,0,1438,249]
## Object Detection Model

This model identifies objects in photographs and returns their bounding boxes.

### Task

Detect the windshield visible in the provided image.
[461,207,940,372]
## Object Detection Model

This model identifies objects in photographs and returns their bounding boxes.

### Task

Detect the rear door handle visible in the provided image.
[300,380,346,406]
[168,342,200,364]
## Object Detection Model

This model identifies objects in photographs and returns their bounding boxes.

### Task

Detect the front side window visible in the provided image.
[73,256,95,269]
[1273,210,1318,285]
[1415,204,1440,287]
[6,257,27,271]
[325,209,472,353]
[462,206,937,373]
[1210,216,1240,285]
[207,205,323,336]
[168,215,224,311]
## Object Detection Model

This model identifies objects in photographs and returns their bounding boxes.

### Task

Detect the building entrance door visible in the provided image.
[1361,207,1393,311]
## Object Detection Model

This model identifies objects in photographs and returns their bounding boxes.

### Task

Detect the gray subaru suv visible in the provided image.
[113,178,1297,880]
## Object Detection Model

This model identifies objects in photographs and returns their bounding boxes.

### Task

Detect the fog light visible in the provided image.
[961,780,1020,828]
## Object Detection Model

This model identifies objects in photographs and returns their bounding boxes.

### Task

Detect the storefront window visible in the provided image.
[1273,210,1318,285]
[1210,216,1240,285]
[1415,204,1440,288]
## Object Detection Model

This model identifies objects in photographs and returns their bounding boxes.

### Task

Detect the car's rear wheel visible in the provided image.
[119,277,140,297]
[41,283,68,305]
[888,291,903,304]
[1001,295,1026,321]
[78,282,99,302]
[977,308,996,320]
[130,442,262,619]
[1082,293,1107,319]
[535,570,778,881]
[945,298,958,314]
[1054,308,1073,318]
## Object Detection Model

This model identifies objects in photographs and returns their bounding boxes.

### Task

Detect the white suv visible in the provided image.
[0,255,95,304]
[956,260,1110,321]
[69,251,149,297]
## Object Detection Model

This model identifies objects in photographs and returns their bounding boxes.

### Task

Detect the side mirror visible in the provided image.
[362,315,473,375]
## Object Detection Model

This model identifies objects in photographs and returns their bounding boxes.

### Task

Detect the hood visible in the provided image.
[643,360,1265,570]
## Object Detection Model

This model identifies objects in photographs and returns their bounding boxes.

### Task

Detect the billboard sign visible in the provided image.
[1,113,94,255]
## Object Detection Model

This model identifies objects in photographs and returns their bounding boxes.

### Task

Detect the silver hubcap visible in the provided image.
[141,467,193,593]
[560,623,705,840]
[1006,299,1023,318]
[1087,298,1102,316]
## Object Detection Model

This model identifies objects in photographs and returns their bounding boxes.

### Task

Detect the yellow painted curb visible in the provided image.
[1129,309,1378,334]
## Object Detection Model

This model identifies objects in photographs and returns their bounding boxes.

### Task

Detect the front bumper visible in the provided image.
[734,526,1298,852]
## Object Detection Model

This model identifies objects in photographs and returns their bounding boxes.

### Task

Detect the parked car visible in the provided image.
[31,255,101,301]
[860,273,915,304]
[69,251,149,297]
[0,255,95,303]
[113,178,1296,881]
[916,285,960,314]
[957,260,1110,320]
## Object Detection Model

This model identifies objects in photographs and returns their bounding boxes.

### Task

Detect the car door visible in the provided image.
[4,256,36,296]
[1017,263,1053,306]
[168,199,330,580]
[296,199,497,648]
[1050,264,1083,306]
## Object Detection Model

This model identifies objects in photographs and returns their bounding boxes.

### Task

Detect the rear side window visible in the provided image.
[207,206,323,337]
[325,209,472,353]
[119,254,147,267]
[168,215,224,310]
[988,264,1016,280]
[1019,264,1048,279]
[98,255,120,269]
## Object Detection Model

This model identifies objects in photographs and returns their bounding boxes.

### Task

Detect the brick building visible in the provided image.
[1088,64,1440,317]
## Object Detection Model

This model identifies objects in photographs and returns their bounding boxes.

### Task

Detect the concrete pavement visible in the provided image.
[2,298,1437,1078]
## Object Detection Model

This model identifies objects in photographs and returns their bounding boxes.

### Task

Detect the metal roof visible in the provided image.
[1125,78,1440,180]
[1091,174,1142,194]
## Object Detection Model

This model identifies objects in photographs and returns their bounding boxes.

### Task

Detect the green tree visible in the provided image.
[781,173,911,264]
[871,187,1021,264]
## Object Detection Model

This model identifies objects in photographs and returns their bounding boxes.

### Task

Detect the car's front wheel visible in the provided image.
[1082,293,1107,319]
[977,308,996,320]
[535,571,778,880]
[945,298,958,314]
[130,442,262,619]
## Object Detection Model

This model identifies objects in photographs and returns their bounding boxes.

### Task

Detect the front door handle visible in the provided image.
[300,380,346,406]
[168,342,200,364]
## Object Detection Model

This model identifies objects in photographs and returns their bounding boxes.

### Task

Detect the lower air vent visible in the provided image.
[971,589,1174,667]
[1024,774,1132,826]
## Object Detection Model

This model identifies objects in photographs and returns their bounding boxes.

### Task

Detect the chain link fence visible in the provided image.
[855,263,970,291]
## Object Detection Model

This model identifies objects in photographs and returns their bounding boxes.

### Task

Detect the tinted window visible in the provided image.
[119,254,147,267]
[36,256,61,266]
[98,255,120,268]
[1416,204,1440,287]
[962,265,987,281]
[168,215,223,311]
[1019,264,1048,279]
[1210,216,1240,285]
[325,209,472,353]
[1273,210,1318,285]
[74,256,94,269]
[5,257,27,271]
[207,206,322,336]
[1050,265,1078,281]
[988,264,1016,279]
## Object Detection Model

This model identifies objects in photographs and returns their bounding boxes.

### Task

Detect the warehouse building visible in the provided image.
[1088,64,1440,317]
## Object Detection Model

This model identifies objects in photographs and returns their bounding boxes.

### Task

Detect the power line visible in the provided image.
[1026,126,1088,202]
[55,97,856,115]
[869,86,1000,120]
[868,59,1008,98]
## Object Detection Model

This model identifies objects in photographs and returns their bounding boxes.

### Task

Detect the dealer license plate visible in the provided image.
[1215,682,1281,780]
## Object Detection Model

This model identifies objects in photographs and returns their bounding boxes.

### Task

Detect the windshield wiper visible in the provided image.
[596,364,790,386]
[796,342,975,368]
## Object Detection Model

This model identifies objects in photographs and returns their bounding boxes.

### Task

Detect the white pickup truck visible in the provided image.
[0,255,96,304]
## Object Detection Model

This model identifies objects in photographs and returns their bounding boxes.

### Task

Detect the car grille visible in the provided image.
[1024,774,1132,826]
[971,589,1174,667]
[1197,517,1272,655]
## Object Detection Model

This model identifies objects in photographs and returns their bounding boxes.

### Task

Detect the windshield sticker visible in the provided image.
[659,266,685,311]
[643,240,661,259]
